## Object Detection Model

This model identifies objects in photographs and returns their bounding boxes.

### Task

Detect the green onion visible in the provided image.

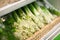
[28,4,45,28]
[23,6,40,31]
[32,2,54,23]
[48,8,60,16]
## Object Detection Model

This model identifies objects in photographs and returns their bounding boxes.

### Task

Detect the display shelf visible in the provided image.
[0,0,36,17]
[41,23,60,40]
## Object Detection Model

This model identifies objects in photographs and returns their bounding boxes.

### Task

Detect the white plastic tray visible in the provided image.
[0,0,36,17]
[41,23,60,40]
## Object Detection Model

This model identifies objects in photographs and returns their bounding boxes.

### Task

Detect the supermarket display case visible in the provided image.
[0,0,60,40]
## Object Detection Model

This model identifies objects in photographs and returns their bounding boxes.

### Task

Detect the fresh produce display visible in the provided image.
[0,1,60,40]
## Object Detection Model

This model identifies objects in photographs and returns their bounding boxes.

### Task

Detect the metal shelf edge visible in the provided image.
[41,23,60,40]
[0,0,36,17]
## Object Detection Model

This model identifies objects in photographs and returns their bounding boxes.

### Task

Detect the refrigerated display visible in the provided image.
[0,0,60,40]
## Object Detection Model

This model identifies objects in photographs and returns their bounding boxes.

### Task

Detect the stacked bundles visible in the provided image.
[0,2,60,40]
